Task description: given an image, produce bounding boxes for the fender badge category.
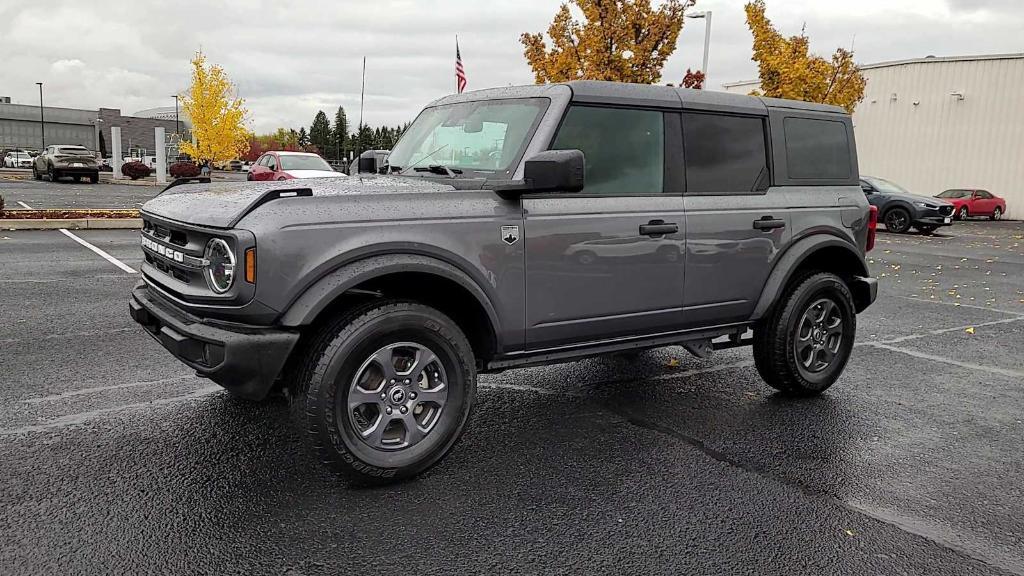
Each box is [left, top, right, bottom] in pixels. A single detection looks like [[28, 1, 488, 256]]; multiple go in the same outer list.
[[501, 225, 520, 246]]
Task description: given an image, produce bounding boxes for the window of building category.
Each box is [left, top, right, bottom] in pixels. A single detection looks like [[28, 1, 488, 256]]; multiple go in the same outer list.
[[682, 112, 768, 194], [551, 106, 664, 195], [784, 117, 851, 180]]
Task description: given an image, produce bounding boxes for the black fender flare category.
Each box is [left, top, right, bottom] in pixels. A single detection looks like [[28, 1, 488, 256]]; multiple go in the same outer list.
[[278, 252, 502, 346], [750, 234, 869, 321], [880, 200, 916, 223]]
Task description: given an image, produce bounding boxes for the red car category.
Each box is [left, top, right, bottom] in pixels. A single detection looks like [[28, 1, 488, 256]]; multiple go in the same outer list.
[[935, 189, 1007, 221], [247, 151, 345, 181]]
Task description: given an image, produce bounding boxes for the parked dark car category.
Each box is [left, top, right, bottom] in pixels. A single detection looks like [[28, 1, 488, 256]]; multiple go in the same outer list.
[[936, 189, 1007, 221], [860, 176, 953, 234], [132, 81, 878, 485], [32, 145, 100, 183]]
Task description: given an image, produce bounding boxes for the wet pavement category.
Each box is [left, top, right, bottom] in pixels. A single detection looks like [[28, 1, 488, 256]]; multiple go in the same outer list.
[[1, 221, 1022, 575], [0, 171, 247, 210]]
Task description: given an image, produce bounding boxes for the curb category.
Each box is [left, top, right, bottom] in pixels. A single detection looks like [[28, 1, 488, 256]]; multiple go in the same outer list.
[[2, 218, 142, 230]]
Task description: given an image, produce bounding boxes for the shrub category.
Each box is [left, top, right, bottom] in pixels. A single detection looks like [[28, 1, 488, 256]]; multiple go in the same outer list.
[[0, 193, 5, 215], [169, 161, 201, 178], [121, 161, 152, 180]]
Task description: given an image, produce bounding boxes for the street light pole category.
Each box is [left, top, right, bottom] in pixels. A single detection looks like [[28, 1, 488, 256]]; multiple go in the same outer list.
[[686, 11, 713, 86], [36, 82, 45, 148], [171, 94, 180, 135]]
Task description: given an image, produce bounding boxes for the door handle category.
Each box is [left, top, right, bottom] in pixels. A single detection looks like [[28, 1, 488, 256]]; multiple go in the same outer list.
[[753, 216, 786, 231], [639, 220, 678, 237]]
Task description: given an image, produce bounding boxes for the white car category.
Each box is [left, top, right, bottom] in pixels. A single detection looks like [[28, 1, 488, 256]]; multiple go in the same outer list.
[[4, 151, 33, 168]]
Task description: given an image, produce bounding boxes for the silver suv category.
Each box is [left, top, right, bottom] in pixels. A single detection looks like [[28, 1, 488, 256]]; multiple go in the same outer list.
[[130, 81, 878, 485]]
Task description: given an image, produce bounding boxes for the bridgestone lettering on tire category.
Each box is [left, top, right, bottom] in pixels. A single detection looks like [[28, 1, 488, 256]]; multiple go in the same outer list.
[[295, 300, 476, 485], [753, 272, 856, 396]]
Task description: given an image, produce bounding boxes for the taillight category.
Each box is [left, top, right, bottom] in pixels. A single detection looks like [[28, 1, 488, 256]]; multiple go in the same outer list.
[[866, 205, 878, 252]]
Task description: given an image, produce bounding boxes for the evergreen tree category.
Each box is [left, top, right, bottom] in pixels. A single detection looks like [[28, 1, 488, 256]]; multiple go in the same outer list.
[[333, 106, 349, 161], [309, 110, 331, 155], [297, 127, 310, 150]]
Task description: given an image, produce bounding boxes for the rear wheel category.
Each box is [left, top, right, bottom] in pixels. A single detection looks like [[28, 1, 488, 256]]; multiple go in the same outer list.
[[48, 166, 59, 182], [883, 207, 912, 233], [32, 164, 42, 180], [753, 272, 856, 396], [295, 300, 476, 485], [89, 172, 99, 184], [991, 207, 1002, 221]]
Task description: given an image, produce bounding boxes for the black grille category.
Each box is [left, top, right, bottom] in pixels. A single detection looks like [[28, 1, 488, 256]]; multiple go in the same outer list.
[[938, 205, 953, 217]]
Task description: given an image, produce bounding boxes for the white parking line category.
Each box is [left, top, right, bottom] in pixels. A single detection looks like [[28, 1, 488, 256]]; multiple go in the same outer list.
[[58, 228, 137, 274], [20, 375, 200, 404], [17, 201, 33, 209], [865, 342, 1024, 379], [0, 385, 221, 436]]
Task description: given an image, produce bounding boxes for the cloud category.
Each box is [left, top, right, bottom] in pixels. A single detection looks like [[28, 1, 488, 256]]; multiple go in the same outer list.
[[1, 0, 1022, 134]]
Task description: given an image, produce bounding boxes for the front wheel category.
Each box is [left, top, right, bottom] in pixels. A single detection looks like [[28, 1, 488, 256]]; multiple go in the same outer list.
[[883, 207, 912, 233], [296, 301, 476, 485], [915, 225, 938, 235], [753, 272, 856, 396], [958, 206, 969, 220], [991, 207, 1002, 221]]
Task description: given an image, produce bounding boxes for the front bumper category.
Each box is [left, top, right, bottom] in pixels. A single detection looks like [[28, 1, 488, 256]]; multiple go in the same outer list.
[[913, 205, 954, 227], [851, 276, 878, 313], [130, 283, 299, 400]]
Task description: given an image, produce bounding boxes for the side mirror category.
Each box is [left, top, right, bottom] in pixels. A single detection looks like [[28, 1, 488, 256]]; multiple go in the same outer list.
[[524, 149, 585, 193], [861, 185, 873, 194], [357, 156, 377, 174]]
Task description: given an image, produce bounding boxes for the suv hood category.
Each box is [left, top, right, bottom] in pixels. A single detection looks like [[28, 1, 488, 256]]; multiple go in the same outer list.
[[141, 175, 455, 228], [885, 191, 952, 206]]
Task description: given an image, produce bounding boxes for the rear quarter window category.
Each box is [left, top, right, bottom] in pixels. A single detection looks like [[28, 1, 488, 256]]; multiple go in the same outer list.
[[784, 117, 851, 180]]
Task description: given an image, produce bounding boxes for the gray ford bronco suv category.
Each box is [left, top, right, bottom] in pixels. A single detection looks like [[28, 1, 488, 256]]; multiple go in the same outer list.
[[131, 81, 878, 484]]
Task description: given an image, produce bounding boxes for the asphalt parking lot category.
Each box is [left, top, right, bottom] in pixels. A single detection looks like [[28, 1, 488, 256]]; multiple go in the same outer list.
[[1, 219, 1022, 574], [0, 171, 247, 209]]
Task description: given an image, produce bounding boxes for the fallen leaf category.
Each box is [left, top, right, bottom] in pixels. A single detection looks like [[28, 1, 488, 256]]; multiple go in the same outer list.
[[965, 327, 976, 334], [844, 529, 856, 537], [667, 358, 680, 367]]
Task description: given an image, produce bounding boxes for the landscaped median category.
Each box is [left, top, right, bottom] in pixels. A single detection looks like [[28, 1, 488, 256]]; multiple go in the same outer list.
[[0, 209, 142, 230]]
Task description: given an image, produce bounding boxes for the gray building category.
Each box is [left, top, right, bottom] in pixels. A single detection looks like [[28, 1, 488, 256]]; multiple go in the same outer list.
[[0, 99, 187, 158]]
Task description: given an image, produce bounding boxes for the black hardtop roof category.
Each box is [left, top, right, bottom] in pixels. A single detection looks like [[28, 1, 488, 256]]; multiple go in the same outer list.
[[428, 80, 847, 116]]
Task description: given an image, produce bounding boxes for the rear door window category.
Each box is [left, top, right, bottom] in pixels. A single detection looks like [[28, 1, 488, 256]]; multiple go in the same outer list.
[[682, 112, 769, 194]]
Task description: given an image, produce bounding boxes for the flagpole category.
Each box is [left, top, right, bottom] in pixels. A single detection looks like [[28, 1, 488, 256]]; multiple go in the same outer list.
[[356, 56, 366, 170], [455, 35, 459, 93]]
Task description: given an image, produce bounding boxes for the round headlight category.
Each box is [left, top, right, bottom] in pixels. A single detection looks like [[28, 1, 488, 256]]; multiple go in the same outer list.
[[204, 238, 235, 294]]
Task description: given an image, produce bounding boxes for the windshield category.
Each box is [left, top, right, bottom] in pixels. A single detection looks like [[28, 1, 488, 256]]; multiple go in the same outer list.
[[56, 146, 91, 156], [280, 155, 332, 171], [863, 176, 911, 195], [937, 189, 971, 199], [387, 98, 548, 177]]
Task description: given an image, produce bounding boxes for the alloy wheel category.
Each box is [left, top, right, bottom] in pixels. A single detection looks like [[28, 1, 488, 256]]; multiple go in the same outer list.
[[345, 342, 449, 451], [885, 210, 909, 232], [993, 207, 1002, 220], [959, 206, 969, 220], [793, 298, 844, 374]]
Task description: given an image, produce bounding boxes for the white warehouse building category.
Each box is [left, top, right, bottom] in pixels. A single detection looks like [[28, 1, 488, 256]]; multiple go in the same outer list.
[[723, 53, 1024, 220]]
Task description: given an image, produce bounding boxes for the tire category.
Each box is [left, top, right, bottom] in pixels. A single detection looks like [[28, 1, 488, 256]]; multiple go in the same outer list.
[[246, 173, 254, 181], [89, 172, 99, 184], [276, 176, 287, 181], [991, 207, 1002, 221], [958, 206, 969, 221], [575, 251, 596, 265], [915, 225, 937, 235], [32, 165, 42, 180], [48, 166, 59, 182], [296, 300, 476, 485], [883, 207, 912, 233], [753, 272, 857, 396]]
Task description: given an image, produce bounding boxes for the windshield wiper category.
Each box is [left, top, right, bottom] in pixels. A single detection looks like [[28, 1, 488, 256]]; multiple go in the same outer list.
[[413, 165, 463, 176], [399, 144, 449, 175]]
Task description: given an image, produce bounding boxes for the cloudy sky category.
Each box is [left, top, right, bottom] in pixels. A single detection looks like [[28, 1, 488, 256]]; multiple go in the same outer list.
[[1, 0, 1021, 134]]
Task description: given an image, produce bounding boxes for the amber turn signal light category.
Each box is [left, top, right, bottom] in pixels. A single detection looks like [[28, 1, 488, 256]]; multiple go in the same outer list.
[[245, 248, 256, 283]]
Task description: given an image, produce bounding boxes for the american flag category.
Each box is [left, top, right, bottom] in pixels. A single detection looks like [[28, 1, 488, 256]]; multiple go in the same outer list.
[[455, 39, 467, 94]]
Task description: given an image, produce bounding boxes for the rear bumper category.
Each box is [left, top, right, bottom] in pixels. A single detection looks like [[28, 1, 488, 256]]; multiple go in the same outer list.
[[54, 166, 99, 175], [129, 283, 299, 400], [851, 276, 878, 313]]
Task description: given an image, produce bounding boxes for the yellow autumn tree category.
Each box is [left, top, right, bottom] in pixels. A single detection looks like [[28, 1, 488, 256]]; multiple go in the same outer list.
[[521, 0, 695, 84], [179, 51, 251, 164], [744, 0, 865, 112]]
